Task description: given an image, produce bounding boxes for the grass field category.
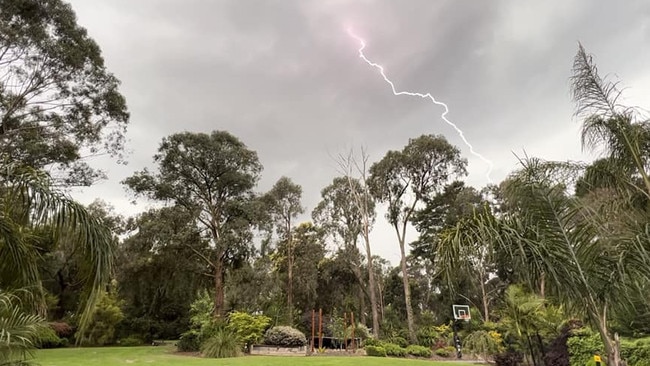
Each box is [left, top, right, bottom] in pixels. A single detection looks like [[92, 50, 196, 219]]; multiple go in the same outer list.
[[35, 345, 479, 366]]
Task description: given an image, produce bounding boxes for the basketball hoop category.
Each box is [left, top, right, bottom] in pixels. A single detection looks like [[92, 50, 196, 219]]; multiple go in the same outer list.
[[452, 304, 471, 322]]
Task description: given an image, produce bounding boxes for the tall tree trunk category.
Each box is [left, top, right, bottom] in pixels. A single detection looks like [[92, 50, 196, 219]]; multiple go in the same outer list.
[[213, 256, 225, 318], [359, 285, 366, 324], [363, 231, 380, 338], [287, 235, 294, 325], [593, 311, 621, 366], [398, 236, 417, 343]]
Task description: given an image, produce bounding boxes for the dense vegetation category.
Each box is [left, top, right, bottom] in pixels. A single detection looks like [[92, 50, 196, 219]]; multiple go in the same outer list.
[[2, 1, 650, 366]]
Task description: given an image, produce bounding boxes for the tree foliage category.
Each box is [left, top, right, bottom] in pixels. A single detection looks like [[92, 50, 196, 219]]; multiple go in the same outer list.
[[369, 134, 467, 343], [0, 0, 129, 186], [123, 131, 262, 317]]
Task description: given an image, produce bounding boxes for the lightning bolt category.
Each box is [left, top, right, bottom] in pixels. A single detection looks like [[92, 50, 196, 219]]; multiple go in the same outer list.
[[347, 29, 494, 183]]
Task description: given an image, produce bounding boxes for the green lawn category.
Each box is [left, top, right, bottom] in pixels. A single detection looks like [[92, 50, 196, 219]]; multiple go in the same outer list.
[[35, 345, 479, 366]]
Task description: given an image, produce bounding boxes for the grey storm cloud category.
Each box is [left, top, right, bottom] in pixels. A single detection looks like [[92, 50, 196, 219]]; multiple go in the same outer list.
[[67, 0, 650, 263]]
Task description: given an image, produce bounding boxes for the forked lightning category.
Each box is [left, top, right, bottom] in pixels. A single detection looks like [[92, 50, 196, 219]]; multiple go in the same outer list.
[[347, 29, 494, 183]]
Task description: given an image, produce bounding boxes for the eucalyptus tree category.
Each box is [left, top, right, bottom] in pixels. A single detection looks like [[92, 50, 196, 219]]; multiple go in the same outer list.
[[271, 222, 326, 319], [262, 176, 304, 324], [123, 131, 262, 317], [369, 134, 467, 342], [334, 149, 381, 337], [0, 0, 129, 186], [313, 176, 375, 325]]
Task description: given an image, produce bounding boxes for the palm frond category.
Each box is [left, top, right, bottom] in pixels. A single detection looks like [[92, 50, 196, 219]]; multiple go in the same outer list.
[[571, 43, 625, 122], [0, 290, 47, 365], [0, 164, 115, 339]]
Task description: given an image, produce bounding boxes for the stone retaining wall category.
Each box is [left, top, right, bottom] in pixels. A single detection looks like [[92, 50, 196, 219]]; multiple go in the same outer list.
[[250, 345, 307, 356]]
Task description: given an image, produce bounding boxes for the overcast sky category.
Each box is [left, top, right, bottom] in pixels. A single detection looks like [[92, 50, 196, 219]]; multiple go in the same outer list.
[[66, 0, 650, 264]]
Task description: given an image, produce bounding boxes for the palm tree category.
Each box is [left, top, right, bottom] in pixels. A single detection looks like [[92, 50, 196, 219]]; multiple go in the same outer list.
[[438, 44, 650, 366], [0, 163, 115, 362], [0, 290, 48, 365], [572, 43, 650, 198]]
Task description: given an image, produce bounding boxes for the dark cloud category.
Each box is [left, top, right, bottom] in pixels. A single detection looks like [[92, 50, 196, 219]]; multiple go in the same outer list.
[[67, 0, 650, 262]]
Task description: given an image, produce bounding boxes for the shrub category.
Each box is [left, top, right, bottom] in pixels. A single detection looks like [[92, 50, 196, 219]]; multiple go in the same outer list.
[[188, 290, 214, 331], [566, 330, 604, 366], [117, 336, 143, 347], [49, 322, 73, 338], [227, 311, 271, 349], [77, 290, 124, 346], [623, 339, 650, 366], [406, 344, 432, 358], [177, 330, 201, 352], [365, 345, 387, 357], [417, 324, 452, 348], [382, 342, 407, 357], [544, 320, 584, 366], [435, 347, 452, 357], [494, 350, 524, 366], [464, 330, 504, 362], [351, 323, 370, 340], [363, 337, 382, 347], [263, 326, 307, 347], [35, 327, 67, 349], [388, 336, 409, 348], [201, 327, 241, 358]]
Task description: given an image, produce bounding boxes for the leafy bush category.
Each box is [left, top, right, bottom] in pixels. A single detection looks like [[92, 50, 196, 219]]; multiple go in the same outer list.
[[365, 345, 387, 357], [417, 324, 452, 348], [77, 290, 124, 346], [227, 311, 271, 349], [406, 344, 432, 358], [201, 327, 241, 358], [263, 326, 307, 347], [622, 339, 650, 366], [382, 342, 406, 357], [118, 315, 185, 342], [464, 330, 504, 362], [363, 337, 382, 347], [567, 330, 604, 366], [544, 319, 584, 366], [351, 323, 370, 340], [435, 347, 452, 357], [177, 330, 201, 352], [117, 336, 142, 347], [494, 350, 524, 366], [35, 327, 67, 349], [49, 322, 74, 338], [188, 290, 214, 331], [388, 336, 409, 348]]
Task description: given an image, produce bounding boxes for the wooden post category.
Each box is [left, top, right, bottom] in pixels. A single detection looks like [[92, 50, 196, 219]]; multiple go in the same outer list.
[[311, 309, 315, 353], [351, 312, 356, 351], [343, 312, 348, 351], [318, 308, 323, 351]]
